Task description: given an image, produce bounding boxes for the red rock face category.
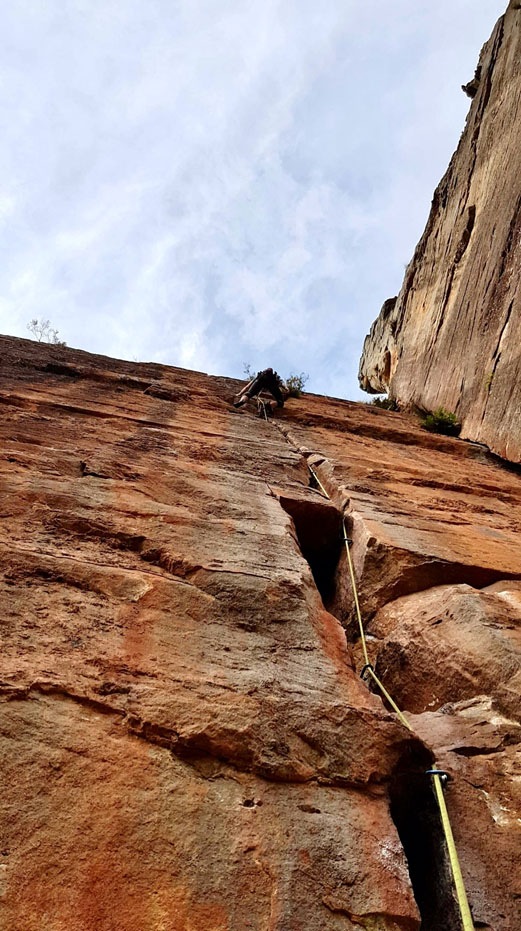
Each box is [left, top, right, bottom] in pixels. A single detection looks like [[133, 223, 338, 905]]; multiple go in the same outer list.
[[359, 1, 521, 464], [1, 335, 520, 929], [277, 395, 521, 931]]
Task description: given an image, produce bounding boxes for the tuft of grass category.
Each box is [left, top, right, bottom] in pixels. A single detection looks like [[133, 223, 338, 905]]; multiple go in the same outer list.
[[420, 407, 461, 436], [484, 371, 494, 391], [371, 396, 398, 411]]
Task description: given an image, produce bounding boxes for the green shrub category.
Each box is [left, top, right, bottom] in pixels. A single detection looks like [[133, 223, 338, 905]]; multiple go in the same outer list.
[[484, 371, 494, 391], [285, 372, 308, 398], [420, 407, 461, 436], [371, 396, 398, 411]]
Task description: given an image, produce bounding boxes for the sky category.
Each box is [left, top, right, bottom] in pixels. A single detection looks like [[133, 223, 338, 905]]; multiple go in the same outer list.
[[0, 0, 506, 399]]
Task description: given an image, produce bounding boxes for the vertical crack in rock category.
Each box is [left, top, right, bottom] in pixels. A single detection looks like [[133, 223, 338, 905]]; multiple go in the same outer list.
[[480, 297, 515, 424], [278, 494, 342, 607], [273, 441, 462, 929], [492, 297, 514, 362], [389, 756, 462, 931], [277, 488, 465, 930], [269, 394, 521, 928], [459, 13, 505, 214]]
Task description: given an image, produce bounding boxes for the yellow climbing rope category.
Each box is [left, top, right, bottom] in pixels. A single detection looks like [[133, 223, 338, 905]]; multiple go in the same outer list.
[[431, 772, 475, 931], [342, 515, 412, 731], [308, 463, 475, 931]]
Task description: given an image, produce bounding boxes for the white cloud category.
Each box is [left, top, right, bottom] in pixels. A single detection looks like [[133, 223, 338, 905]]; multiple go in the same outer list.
[[0, 0, 506, 397]]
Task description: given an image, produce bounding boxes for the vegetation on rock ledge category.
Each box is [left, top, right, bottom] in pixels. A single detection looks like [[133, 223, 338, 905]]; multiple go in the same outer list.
[[27, 319, 66, 347], [371, 396, 398, 411], [420, 407, 461, 436], [285, 372, 308, 398]]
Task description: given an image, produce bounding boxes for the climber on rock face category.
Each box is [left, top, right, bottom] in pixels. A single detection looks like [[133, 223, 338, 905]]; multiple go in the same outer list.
[[234, 368, 287, 412]]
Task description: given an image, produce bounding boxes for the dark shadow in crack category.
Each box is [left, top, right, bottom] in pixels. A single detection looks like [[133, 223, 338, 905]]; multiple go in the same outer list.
[[278, 494, 343, 607], [390, 747, 463, 931]]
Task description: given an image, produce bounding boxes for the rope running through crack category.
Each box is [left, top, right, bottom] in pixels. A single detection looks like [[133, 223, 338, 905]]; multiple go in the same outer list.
[[307, 461, 475, 931]]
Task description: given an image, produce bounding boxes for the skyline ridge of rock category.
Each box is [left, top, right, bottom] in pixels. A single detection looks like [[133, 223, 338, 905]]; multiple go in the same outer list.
[[359, 0, 521, 464]]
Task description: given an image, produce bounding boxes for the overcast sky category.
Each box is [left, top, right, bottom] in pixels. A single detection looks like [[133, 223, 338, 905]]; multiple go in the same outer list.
[[0, 0, 506, 398]]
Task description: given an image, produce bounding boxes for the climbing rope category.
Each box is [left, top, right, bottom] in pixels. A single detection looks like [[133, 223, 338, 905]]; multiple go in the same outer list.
[[342, 518, 412, 732], [256, 397, 269, 421], [429, 771, 475, 931], [307, 463, 475, 931]]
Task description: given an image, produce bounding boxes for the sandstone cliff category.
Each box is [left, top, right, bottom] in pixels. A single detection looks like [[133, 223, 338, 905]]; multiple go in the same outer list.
[[1, 334, 520, 929], [359, 1, 521, 463]]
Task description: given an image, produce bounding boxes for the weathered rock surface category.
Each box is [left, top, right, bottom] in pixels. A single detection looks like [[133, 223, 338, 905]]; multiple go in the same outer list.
[[270, 392, 521, 930], [370, 582, 521, 718], [0, 336, 422, 931], [1, 334, 521, 929], [367, 582, 521, 930], [359, 1, 521, 463], [279, 394, 521, 626]]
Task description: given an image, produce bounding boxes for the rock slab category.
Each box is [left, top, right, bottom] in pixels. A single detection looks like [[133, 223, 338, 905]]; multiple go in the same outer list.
[[2, 334, 521, 929], [0, 336, 420, 931]]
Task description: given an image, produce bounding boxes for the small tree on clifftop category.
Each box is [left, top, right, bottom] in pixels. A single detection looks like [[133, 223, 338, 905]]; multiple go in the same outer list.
[[27, 319, 66, 347]]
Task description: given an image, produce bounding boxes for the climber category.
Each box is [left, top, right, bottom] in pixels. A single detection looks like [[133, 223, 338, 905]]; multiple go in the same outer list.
[[234, 368, 287, 412]]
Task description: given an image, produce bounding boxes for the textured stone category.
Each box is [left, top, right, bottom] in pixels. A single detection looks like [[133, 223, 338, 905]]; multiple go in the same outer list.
[[278, 394, 521, 625], [408, 700, 521, 931], [369, 582, 521, 718], [359, 1, 521, 463], [2, 334, 521, 929], [273, 392, 521, 929], [0, 336, 421, 931], [1, 695, 418, 931], [358, 583, 521, 931]]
